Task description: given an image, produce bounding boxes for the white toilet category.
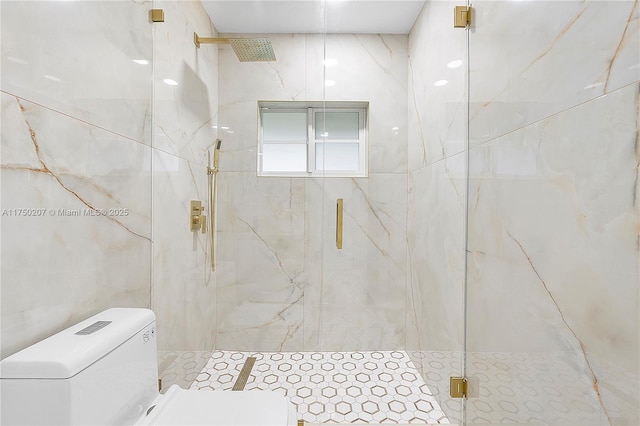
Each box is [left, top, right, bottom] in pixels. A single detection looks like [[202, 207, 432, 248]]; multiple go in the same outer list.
[[0, 308, 297, 425]]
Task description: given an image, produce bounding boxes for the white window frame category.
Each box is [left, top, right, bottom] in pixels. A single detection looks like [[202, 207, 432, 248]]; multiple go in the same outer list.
[[258, 101, 368, 178]]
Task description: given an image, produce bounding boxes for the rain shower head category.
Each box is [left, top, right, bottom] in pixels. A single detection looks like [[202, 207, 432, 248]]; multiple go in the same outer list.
[[194, 33, 276, 62], [229, 38, 275, 62]]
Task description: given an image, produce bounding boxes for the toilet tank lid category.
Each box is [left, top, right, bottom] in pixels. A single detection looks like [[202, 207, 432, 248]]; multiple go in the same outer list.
[[0, 308, 155, 379]]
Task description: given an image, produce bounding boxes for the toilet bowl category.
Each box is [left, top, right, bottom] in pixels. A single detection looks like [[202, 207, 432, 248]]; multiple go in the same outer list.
[[139, 385, 297, 425], [0, 308, 296, 425]]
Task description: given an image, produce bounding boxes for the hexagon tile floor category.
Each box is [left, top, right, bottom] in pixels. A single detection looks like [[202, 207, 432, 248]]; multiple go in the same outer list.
[[190, 350, 450, 424]]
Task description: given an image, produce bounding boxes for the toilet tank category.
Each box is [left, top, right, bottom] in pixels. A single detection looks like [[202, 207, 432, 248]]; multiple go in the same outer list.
[[0, 308, 158, 425]]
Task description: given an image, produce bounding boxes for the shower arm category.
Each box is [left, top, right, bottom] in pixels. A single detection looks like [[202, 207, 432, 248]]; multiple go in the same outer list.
[[194, 33, 231, 49]]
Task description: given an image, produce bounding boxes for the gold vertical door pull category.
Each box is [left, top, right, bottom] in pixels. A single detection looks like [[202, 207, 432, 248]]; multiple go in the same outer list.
[[336, 198, 343, 249]]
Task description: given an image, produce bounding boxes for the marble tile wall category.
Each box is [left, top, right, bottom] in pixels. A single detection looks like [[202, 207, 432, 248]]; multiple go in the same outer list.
[[216, 33, 409, 352], [466, 1, 639, 424], [1, 0, 219, 358], [408, 0, 639, 424], [1, 0, 153, 359]]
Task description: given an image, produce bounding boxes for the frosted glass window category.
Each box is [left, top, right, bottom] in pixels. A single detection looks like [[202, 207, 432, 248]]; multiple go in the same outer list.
[[262, 144, 307, 172], [315, 112, 359, 140], [315, 143, 360, 171], [263, 112, 307, 141], [258, 101, 367, 177]]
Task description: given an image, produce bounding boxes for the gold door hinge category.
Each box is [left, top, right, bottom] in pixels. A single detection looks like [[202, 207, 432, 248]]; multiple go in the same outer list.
[[151, 9, 165, 23], [450, 376, 468, 398], [454, 6, 472, 28]]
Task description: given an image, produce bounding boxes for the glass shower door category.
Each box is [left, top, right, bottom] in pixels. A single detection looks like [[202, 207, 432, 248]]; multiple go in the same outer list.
[[314, 33, 409, 353], [398, 1, 471, 424], [464, 1, 640, 424], [306, 0, 474, 423], [150, 0, 218, 386]]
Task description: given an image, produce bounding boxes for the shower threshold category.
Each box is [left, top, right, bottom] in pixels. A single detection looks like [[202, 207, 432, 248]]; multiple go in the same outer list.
[[191, 350, 450, 424]]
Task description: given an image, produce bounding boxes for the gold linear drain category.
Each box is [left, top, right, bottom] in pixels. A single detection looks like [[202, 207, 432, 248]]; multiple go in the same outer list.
[[231, 356, 303, 424], [231, 356, 256, 391]]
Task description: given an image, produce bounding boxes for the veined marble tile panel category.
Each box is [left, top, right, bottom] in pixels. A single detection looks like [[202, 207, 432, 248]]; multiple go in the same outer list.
[[466, 84, 639, 424], [469, 0, 639, 145], [153, 0, 219, 166], [304, 174, 408, 351], [324, 34, 409, 174], [215, 256, 304, 352], [406, 154, 465, 354], [1, 0, 152, 142], [465, 351, 620, 425], [214, 226, 305, 352], [151, 150, 214, 351], [1, 93, 151, 358], [407, 0, 467, 171], [215, 173, 305, 351], [1, 95, 151, 235], [216, 171, 306, 235]]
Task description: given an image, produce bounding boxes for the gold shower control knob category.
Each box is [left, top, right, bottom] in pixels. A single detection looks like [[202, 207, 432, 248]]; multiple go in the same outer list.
[[190, 200, 205, 231]]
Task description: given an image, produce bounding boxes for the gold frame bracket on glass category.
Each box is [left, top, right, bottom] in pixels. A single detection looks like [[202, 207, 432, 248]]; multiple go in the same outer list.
[[450, 376, 468, 398], [150, 9, 164, 23], [454, 5, 472, 28]]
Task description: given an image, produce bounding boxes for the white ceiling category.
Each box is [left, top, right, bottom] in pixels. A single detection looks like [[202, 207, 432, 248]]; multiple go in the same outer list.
[[201, 1, 426, 34]]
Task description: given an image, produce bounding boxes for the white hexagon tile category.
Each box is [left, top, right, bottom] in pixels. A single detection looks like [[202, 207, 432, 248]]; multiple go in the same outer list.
[[190, 350, 450, 424]]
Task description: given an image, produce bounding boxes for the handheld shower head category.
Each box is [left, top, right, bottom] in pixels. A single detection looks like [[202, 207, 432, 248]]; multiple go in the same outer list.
[[213, 139, 222, 170], [207, 139, 222, 175]]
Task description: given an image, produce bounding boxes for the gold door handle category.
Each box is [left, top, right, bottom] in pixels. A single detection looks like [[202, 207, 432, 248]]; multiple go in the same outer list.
[[336, 198, 343, 249]]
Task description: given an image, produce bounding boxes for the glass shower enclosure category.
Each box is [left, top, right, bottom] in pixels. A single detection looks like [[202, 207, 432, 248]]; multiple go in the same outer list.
[[2, 0, 637, 425], [464, 1, 639, 424]]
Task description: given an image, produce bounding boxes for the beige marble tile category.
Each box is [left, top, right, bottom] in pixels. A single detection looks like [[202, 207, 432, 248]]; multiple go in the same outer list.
[[1, 94, 151, 358], [1, 0, 152, 142], [217, 33, 409, 352]]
